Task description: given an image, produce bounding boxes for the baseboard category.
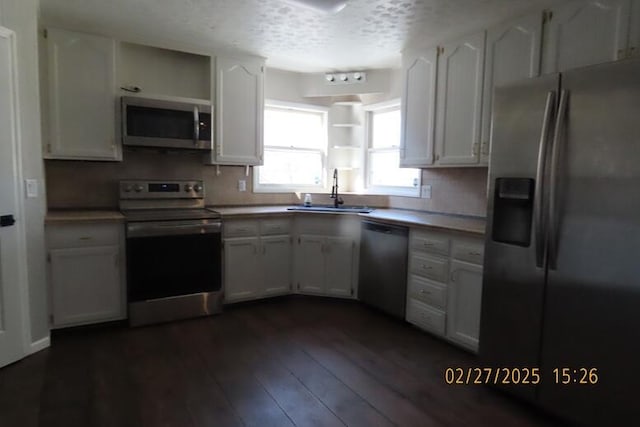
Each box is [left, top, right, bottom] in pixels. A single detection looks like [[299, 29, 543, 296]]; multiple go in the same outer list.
[[29, 335, 50, 354]]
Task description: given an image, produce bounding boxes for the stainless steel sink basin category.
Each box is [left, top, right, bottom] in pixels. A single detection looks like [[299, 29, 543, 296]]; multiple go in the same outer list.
[[287, 205, 375, 213]]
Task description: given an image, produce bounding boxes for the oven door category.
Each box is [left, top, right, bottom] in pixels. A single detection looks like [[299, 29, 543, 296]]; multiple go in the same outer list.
[[126, 220, 222, 303]]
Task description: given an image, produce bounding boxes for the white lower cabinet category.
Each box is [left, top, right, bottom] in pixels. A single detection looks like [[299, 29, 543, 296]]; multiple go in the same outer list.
[[223, 218, 292, 303], [294, 216, 359, 298], [47, 222, 126, 328], [406, 228, 484, 353], [447, 260, 483, 351]]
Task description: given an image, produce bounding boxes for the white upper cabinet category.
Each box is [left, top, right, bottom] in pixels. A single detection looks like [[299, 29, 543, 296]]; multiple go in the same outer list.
[[435, 31, 486, 166], [209, 55, 264, 165], [45, 28, 119, 160], [542, 0, 632, 73], [400, 48, 437, 167], [481, 13, 543, 165]]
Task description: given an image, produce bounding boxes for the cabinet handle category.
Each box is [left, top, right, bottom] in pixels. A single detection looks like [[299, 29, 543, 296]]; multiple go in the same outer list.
[[468, 251, 481, 256], [481, 141, 489, 156], [451, 270, 458, 282], [472, 143, 479, 156], [422, 264, 433, 270], [79, 236, 93, 241], [419, 289, 431, 295]]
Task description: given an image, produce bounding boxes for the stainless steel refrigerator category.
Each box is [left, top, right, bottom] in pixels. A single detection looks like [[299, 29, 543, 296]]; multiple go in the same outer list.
[[480, 57, 640, 426]]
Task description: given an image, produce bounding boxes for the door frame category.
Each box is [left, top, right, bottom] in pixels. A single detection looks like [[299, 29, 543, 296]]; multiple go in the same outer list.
[[0, 25, 32, 365]]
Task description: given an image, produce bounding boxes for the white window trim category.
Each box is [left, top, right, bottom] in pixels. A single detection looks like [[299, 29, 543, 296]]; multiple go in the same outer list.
[[363, 99, 421, 197], [254, 100, 329, 193]]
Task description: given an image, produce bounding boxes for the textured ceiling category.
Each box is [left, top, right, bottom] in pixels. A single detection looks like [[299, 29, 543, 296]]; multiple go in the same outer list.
[[39, 0, 568, 72]]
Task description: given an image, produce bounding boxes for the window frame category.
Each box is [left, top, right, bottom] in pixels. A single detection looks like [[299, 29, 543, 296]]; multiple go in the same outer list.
[[363, 99, 421, 197], [254, 100, 329, 193]]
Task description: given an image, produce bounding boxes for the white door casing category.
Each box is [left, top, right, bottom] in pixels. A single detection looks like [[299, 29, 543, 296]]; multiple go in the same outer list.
[[0, 26, 29, 368]]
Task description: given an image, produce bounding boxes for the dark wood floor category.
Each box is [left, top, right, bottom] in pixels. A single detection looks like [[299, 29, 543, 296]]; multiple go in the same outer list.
[[0, 296, 565, 427]]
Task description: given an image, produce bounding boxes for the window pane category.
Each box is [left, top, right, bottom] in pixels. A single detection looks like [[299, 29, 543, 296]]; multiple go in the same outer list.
[[264, 108, 325, 149], [371, 109, 401, 149], [369, 150, 420, 188], [259, 149, 323, 186]]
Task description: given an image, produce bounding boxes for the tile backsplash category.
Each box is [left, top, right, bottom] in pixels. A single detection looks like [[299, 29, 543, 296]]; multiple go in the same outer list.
[[46, 149, 488, 217]]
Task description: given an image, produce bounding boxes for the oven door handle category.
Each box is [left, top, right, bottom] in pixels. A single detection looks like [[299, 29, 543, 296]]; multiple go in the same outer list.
[[127, 222, 222, 238]]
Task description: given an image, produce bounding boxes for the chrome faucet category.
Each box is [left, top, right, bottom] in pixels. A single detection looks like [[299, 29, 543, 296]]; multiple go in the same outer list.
[[330, 168, 344, 208]]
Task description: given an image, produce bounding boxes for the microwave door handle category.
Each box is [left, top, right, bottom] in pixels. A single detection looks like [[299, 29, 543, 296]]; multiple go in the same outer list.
[[193, 105, 200, 144]]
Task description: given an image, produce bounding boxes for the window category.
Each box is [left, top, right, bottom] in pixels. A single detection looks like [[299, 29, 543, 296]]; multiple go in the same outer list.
[[365, 101, 420, 196], [255, 101, 328, 192]]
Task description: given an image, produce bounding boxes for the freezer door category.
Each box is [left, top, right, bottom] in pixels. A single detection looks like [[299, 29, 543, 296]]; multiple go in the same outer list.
[[539, 58, 640, 426], [480, 73, 559, 402]]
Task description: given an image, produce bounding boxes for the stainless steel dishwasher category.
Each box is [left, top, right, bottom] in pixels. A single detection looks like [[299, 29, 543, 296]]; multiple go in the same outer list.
[[358, 220, 408, 318]]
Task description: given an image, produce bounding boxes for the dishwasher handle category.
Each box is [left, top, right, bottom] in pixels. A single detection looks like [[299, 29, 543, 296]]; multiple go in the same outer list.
[[362, 220, 408, 237]]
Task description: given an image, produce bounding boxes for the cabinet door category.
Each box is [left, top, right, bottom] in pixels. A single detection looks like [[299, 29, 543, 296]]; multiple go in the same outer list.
[[224, 237, 260, 302], [261, 235, 291, 296], [481, 14, 543, 165], [212, 56, 264, 165], [400, 48, 437, 167], [296, 235, 325, 294], [447, 260, 483, 352], [50, 245, 123, 327], [324, 236, 354, 297], [543, 0, 631, 73], [46, 28, 118, 160], [435, 31, 486, 166]]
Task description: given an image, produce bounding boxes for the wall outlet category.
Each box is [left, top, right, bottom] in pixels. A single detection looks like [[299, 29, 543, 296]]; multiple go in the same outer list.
[[25, 179, 38, 198], [238, 180, 246, 192], [421, 184, 432, 199]]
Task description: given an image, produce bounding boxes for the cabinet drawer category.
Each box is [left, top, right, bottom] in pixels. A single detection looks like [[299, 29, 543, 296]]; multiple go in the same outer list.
[[410, 254, 448, 283], [406, 298, 446, 336], [47, 223, 121, 249], [411, 232, 449, 256], [408, 275, 446, 309], [452, 240, 484, 265], [260, 219, 291, 236], [224, 220, 258, 238]]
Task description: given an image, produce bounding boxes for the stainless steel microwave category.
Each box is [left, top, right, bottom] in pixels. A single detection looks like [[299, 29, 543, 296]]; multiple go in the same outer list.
[[121, 96, 212, 151]]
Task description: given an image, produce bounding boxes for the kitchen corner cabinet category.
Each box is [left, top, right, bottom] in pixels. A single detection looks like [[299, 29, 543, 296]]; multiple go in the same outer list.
[[223, 218, 292, 303], [434, 31, 486, 166], [406, 228, 484, 353], [400, 47, 437, 167], [294, 216, 360, 298], [542, 0, 632, 74], [44, 28, 120, 161], [208, 55, 265, 165], [47, 223, 126, 328], [481, 13, 543, 165]]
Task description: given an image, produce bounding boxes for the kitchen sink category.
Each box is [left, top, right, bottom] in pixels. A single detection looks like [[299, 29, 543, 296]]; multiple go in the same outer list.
[[287, 205, 375, 213]]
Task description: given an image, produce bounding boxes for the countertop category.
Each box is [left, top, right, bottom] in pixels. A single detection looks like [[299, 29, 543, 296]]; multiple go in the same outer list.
[[45, 206, 485, 235], [45, 210, 125, 224], [211, 205, 485, 235]]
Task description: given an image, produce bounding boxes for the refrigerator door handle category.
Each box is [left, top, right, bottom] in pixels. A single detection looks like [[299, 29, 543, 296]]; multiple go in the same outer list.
[[534, 91, 556, 268], [548, 89, 569, 270]]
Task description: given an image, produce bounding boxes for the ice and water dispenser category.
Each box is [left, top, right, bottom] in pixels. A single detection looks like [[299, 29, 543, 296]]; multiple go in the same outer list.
[[492, 178, 535, 247]]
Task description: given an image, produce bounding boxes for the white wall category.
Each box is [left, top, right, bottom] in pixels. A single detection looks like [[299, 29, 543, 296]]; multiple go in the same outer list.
[[1, 0, 49, 345], [265, 68, 332, 106]]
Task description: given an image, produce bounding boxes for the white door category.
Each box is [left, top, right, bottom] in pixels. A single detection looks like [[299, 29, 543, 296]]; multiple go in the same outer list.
[[213, 56, 264, 165], [224, 237, 260, 302], [50, 245, 122, 327], [543, 0, 632, 73], [400, 47, 437, 167], [324, 237, 354, 297], [46, 28, 118, 160], [447, 260, 483, 352], [482, 13, 543, 164], [0, 27, 27, 368], [261, 236, 291, 296], [296, 235, 325, 294], [435, 31, 486, 165]]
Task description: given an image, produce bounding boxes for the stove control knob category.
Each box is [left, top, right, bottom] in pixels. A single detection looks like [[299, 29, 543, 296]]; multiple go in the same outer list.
[[184, 184, 193, 192], [193, 184, 203, 193], [134, 184, 144, 193], [123, 184, 133, 193]]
